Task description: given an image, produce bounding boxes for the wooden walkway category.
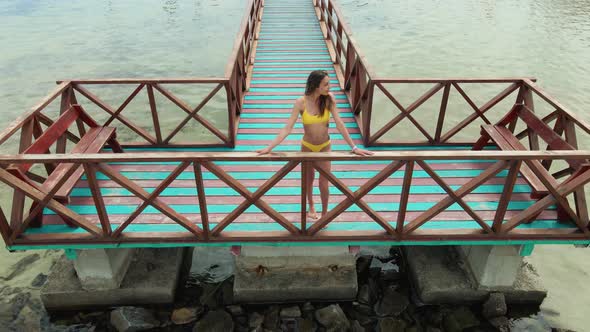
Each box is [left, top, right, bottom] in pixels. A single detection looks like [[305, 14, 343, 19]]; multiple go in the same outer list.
[[4, 0, 590, 250]]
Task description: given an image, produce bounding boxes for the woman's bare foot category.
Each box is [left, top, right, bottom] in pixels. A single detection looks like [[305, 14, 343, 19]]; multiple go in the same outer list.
[[308, 210, 319, 220]]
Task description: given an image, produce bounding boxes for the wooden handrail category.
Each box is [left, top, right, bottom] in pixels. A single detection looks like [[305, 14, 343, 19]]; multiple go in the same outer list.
[[1, 150, 590, 163]]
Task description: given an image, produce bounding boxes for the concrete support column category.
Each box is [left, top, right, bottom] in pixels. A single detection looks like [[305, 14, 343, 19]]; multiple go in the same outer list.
[[73, 248, 136, 290], [458, 245, 522, 288], [234, 246, 357, 302]]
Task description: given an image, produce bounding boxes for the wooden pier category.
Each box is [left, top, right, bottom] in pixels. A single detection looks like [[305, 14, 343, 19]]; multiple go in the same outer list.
[[1, 0, 590, 250]]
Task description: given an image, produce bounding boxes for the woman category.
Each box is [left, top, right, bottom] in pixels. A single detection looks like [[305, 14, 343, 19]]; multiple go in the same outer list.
[[257, 70, 373, 220]]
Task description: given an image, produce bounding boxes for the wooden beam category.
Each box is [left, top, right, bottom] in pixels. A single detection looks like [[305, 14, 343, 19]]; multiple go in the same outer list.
[[404, 160, 508, 234], [0, 168, 101, 236], [96, 163, 203, 238], [492, 160, 521, 232]]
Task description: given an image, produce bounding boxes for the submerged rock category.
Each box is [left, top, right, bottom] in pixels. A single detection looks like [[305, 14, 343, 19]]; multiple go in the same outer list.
[[193, 310, 233, 332], [443, 306, 480, 332], [171, 306, 202, 325], [374, 287, 409, 317], [315, 304, 350, 331], [110, 307, 159, 332]]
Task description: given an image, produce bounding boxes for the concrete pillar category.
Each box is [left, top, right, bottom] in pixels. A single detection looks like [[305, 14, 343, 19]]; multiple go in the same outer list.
[[458, 245, 522, 288], [234, 246, 357, 302], [73, 248, 136, 290]]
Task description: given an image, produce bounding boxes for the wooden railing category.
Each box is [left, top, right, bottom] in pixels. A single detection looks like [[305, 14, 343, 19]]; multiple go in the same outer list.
[[1, 151, 590, 247]]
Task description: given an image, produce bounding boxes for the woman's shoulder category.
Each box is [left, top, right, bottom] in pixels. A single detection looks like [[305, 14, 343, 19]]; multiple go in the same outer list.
[[294, 96, 306, 109]]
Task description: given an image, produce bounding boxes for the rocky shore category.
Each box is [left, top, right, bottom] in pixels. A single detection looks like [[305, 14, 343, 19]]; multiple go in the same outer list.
[[0, 247, 576, 331]]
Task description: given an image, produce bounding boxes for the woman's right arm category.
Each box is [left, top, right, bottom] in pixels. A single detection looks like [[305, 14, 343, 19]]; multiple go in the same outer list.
[[257, 98, 302, 154]]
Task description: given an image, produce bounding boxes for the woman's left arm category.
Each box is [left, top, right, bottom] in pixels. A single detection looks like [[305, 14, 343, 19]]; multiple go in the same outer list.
[[330, 94, 374, 156]]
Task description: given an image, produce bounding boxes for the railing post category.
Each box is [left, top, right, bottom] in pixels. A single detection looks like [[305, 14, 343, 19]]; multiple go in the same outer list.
[[193, 162, 210, 240], [146, 84, 163, 144], [57, 84, 73, 153], [10, 118, 34, 230], [226, 82, 237, 147], [362, 82, 374, 146], [523, 86, 539, 150], [301, 161, 308, 234], [435, 82, 451, 143]]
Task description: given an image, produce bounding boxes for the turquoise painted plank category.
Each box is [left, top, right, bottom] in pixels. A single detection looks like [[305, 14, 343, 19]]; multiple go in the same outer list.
[[245, 95, 346, 100], [250, 75, 339, 79], [43, 201, 554, 215], [85, 169, 508, 181], [70, 184, 533, 198], [252, 69, 335, 73], [255, 57, 333, 60], [12, 239, 590, 251], [249, 87, 342, 91], [117, 145, 495, 152], [256, 48, 329, 51], [249, 80, 339, 84], [237, 133, 362, 140], [242, 103, 350, 109], [255, 53, 330, 56], [238, 122, 355, 128], [25, 220, 569, 236], [108, 159, 500, 166], [255, 61, 333, 65], [520, 244, 535, 256], [245, 94, 348, 101]]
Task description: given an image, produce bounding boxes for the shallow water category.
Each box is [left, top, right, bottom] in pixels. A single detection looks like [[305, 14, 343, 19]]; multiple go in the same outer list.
[[1, 0, 590, 329]]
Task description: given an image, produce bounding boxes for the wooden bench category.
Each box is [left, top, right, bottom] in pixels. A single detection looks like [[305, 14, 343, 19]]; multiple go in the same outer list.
[[8, 104, 122, 227], [473, 103, 582, 199]]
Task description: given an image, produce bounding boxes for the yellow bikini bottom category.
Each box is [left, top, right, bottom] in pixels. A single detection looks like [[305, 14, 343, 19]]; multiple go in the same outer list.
[[301, 139, 331, 152]]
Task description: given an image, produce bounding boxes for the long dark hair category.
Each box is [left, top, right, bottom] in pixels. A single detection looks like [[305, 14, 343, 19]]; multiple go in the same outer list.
[[305, 70, 332, 117]]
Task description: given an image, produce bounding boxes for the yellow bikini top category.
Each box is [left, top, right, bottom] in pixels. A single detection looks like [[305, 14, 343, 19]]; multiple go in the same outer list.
[[301, 106, 330, 125]]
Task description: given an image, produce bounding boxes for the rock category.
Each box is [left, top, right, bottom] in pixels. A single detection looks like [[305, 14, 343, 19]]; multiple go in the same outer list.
[[295, 317, 317, 332], [369, 257, 385, 277], [193, 310, 233, 332], [249, 312, 264, 329], [263, 306, 280, 329], [31, 273, 48, 287], [11, 305, 42, 332], [314, 304, 350, 331], [424, 309, 443, 326], [280, 305, 301, 318], [1, 253, 40, 281], [357, 284, 372, 305], [226, 304, 244, 316], [488, 316, 509, 332], [110, 307, 159, 332], [301, 302, 314, 312], [443, 306, 480, 332], [482, 292, 507, 318], [199, 283, 220, 308], [356, 256, 372, 281], [509, 317, 551, 332], [48, 323, 96, 332], [374, 287, 409, 317], [350, 320, 365, 332], [379, 261, 401, 281], [220, 278, 233, 305], [377, 317, 406, 332], [171, 307, 202, 325]]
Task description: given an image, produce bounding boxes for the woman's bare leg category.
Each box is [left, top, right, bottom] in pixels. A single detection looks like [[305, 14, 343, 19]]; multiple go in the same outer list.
[[316, 144, 332, 218], [302, 145, 319, 219]]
